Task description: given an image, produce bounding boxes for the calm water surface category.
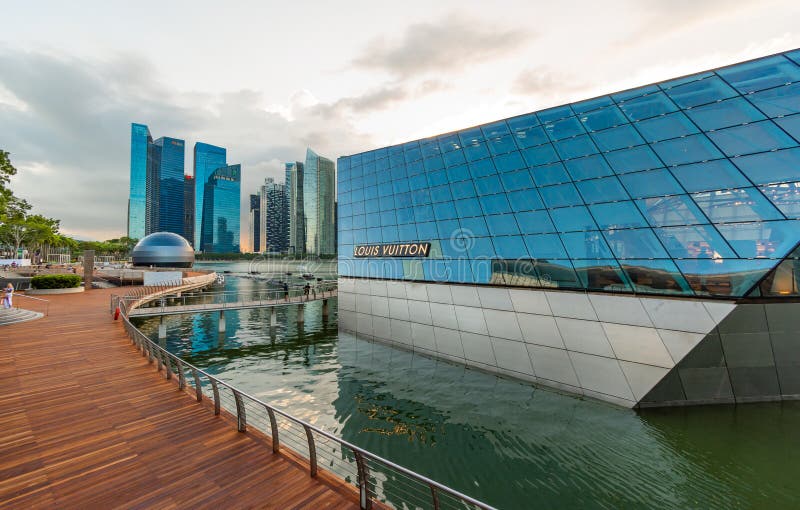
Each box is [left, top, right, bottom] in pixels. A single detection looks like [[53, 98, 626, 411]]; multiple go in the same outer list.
[[133, 262, 800, 509]]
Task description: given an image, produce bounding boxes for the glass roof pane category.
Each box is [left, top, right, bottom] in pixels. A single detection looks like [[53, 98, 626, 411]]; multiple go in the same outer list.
[[590, 201, 648, 229], [686, 96, 766, 131], [715, 220, 800, 258], [572, 260, 632, 292], [707, 120, 797, 157], [652, 134, 723, 166], [654, 224, 736, 259], [732, 147, 800, 185], [670, 159, 751, 193], [636, 194, 710, 226], [619, 92, 678, 121], [743, 83, 800, 117], [663, 76, 737, 108], [676, 259, 776, 297], [560, 231, 613, 258], [717, 55, 800, 94], [691, 187, 784, 223], [759, 182, 800, 218], [636, 111, 699, 142], [603, 228, 669, 259], [619, 168, 683, 198], [620, 259, 694, 296]]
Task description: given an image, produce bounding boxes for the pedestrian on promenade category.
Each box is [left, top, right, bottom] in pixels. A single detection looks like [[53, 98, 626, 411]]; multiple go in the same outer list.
[[303, 283, 310, 301], [283, 282, 289, 301], [3, 283, 13, 309]]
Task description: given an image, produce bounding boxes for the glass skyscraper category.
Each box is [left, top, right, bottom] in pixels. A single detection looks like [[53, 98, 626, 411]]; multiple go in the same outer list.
[[286, 161, 305, 254], [259, 177, 289, 253], [304, 149, 336, 255], [201, 164, 241, 253], [193, 142, 227, 250], [249, 194, 261, 253], [337, 49, 800, 408], [183, 175, 195, 245], [145, 137, 185, 236], [128, 123, 152, 239]]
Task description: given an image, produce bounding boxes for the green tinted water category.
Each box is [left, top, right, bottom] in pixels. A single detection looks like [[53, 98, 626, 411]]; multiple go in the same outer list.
[[133, 263, 800, 509]]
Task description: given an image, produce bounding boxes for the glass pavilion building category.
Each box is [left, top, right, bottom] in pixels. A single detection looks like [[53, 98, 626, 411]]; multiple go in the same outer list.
[[336, 49, 800, 408]]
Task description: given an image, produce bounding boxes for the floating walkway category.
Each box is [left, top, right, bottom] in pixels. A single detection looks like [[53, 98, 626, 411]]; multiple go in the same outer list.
[[0, 288, 360, 508]]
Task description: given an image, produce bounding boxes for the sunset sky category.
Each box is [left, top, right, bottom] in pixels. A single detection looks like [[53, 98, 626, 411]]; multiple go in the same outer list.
[[1, 0, 799, 243]]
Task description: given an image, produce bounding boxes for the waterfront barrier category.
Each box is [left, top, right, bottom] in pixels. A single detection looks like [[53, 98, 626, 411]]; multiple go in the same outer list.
[[111, 280, 496, 510]]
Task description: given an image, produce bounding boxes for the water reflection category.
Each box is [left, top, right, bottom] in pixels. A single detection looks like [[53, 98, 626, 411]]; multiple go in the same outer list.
[[133, 270, 799, 509]]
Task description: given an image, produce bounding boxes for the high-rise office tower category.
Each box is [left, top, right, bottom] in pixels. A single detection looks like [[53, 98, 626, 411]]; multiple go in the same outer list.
[[201, 164, 241, 253], [303, 148, 336, 255], [286, 162, 305, 254], [259, 177, 288, 253], [249, 194, 261, 253], [145, 137, 185, 236], [128, 123, 152, 239], [193, 142, 227, 250], [183, 175, 194, 244]]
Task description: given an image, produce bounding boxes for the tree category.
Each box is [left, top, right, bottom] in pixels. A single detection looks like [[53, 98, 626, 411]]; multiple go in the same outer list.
[[0, 150, 18, 214]]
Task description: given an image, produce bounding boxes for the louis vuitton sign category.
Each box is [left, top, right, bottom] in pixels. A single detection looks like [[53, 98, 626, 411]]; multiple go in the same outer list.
[[354, 242, 431, 258]]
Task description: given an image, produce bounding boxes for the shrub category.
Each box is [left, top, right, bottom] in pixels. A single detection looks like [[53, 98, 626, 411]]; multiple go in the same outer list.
[[31, 274, 82, 289]]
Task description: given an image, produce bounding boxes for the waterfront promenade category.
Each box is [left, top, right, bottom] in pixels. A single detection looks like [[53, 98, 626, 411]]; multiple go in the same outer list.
[[0, 288, 359, 509]]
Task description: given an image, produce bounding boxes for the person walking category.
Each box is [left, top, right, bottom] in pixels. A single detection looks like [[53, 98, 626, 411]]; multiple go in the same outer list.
[[3, 283, 13, 309], [303, 283, 310, 301], [283, 282, 289, 301]]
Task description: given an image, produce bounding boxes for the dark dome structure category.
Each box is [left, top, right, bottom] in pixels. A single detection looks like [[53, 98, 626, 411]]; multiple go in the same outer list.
[[131, 232, 194, 268]]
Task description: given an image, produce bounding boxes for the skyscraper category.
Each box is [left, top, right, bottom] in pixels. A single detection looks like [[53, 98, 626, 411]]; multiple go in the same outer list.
[[183, 175, 194, 245], [145, 137, 185, 236], [286, 162, 305, 254], [259, 177, 289, 253], [249, 194, 260, 253], [303, 148, 336, 255], [193, 142, 227, 250], [201, 164, 241, 253], [128, 123, 152, 239]]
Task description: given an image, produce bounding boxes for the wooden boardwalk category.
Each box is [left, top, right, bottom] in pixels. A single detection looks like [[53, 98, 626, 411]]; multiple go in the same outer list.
[[0, 288, 359, 509]]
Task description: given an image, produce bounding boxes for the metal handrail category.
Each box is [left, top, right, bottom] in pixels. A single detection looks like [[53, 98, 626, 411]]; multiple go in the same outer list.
[[15, 293, 50, 316], [111, 283, 496, 510]]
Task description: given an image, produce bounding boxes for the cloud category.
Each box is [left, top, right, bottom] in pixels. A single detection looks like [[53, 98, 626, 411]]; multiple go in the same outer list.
[[352, 14, 532, 78], [0, 48, 373, 242], [512, 67, 587, 98]]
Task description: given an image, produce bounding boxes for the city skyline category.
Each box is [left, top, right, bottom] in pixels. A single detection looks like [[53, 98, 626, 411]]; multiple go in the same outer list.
[[1, 1, 800, 243]]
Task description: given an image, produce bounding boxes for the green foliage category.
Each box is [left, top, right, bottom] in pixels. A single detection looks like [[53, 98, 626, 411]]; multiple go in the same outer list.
[[31, 274, 82, 289]]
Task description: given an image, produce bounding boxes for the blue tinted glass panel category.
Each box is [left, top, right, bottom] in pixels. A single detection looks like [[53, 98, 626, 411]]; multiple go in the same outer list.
[[671, 159, 751, 192], [455, 198, 482, 218], [535, 260, 583, 289], [591, 124, 644, 152], [550, 206, 598, 232], [513, 125, 549, 149], [433, 201, 458, 220], [748, 83, 800, 117], [717, 55, 800, 94], [397, 223, 417, 240], [732, 147, 800, 185], [450, 180, 476, 199], [708, 120, 797, 157], [759, 182, 800, 218], [494, 152, 525, 172], [576, 176, 629, 203], [604, 227, 668, 259], [572, 260, 632, 292], [463, 141, 490, 162], [493, 235, 530, 258], [619, 169, 683, 198], [458, 127, 484, 145], [787, 50, 800, 66], [516, 210, 556, 234], [572, 96, 614, 114], [606, 145, 663, 174], [652, 134, 723, 166], [424, 156, 445, 172], [677, 259, 775, 297], [560, 231, 613, 259], [507, 189, 544, 212], [481, 121, 510, 138], [486, 214, 520, 235], [507, 113, 539, 132], [636, 194, 709, 226], [540, 183, 583, 208], [660, 71, 713, 88], [479, 193, 512, 214], [654, 225, 736, 259], [475, 175, 502, 195], [590, 201, 648, 229], [443, 149, 466, 167], [531, 162, 570, 186], [488, 134, 518, 155], [692, 188, 783, 223], [620, 92, 678, 121], [545, 116, 585, 140], [636, 112, 699, 142], [522, 145, 560, 167], [500, 169, 534, 191], [686, 97, 766, 131], [664, 76, 737, 108], [580, 106, 627, 131], [430, 184, 452, 203], [775, 114, 800, 142], [468, 159, 497, 178], [715, 220, 800, 258], [565, 154, 614, 180], [612, 85, 660, 103], [621, 260, 694, 295], [553, 135, 598, 160], [460, 216, 489, 236], [467, 237, 496, 259], [524, 233, 568, 259], [538, 106, 573, 123]]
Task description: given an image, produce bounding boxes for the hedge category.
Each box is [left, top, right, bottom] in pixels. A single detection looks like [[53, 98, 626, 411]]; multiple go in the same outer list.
[[31, 274, 82, 289]]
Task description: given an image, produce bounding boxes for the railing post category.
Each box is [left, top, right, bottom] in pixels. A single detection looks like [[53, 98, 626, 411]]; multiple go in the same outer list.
[[210, 378, 221, 415], [164, 353, 173, 380], [353, 449, 372, 510], [430, 484, 440, 510], [233, 389, 246, 432], [148, 342, 154, 364], [176, 359, 186, 390], [303, 424, 318, 477], [266, 406, 279, 453], [156, 348, 163, 372], [192, 368, 203, 402]]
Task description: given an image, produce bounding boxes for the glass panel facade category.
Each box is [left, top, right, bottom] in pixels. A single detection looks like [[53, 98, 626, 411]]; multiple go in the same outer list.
[[193, 142, 227, 250], [201, 164, 241, 253], [337, 50, 800, 297]]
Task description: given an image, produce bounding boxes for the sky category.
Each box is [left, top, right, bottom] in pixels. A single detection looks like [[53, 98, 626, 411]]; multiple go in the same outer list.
[[1, 0, 799, 244]]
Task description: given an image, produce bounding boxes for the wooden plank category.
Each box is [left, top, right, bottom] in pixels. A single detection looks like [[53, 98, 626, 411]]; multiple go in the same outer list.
[[0, 288, 360, 509]]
